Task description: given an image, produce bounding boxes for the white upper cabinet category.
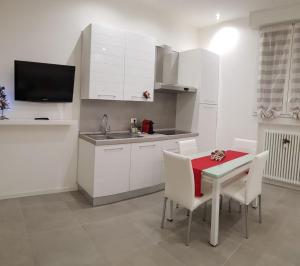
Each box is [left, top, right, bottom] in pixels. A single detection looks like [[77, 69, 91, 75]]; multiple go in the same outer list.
[[124, 33, 155, 102], [178, 49, 202, 89], [178, 49, 219, 105], [199, 50, 219, 105], [197, 104, 218, 151], [81, 24, 125, 100], [81, 24, 155, 101]]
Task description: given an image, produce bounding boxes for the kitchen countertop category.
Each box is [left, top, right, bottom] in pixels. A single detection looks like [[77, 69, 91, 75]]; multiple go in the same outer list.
[[79, 130, 198, 146]]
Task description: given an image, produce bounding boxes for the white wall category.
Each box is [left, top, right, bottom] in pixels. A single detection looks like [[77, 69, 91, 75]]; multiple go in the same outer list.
[[250, 2, 300, 29], [0, 0, 199, 199], [197, 17, 259, 149]]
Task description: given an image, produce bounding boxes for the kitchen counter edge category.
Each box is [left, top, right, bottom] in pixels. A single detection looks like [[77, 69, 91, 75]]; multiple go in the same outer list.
[[79, 132, 199, 146]]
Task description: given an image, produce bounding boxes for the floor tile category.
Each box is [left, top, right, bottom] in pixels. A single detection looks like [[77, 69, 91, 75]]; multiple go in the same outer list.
[[29, 226, 109, 266], [83, 218, 154, 265], [21, 201, 79, 232], [0, 198, 27, 237], [0, 184, 298, 266], [0, 233, 35, 266], [114, 244, 184, 266], [73, 200, 137, 225]]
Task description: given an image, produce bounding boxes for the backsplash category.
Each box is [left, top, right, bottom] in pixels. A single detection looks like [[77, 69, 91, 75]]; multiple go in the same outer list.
[[80, 93, 177, 132]]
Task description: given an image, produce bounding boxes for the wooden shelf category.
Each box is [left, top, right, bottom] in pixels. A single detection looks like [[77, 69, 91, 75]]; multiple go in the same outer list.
[[0, 120, 77, 126]]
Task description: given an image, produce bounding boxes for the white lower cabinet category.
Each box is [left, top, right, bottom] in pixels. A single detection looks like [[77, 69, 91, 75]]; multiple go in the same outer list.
[[93, 144, 131, 197], [130, 141, 162, 190], [78, 137, 196, 200]]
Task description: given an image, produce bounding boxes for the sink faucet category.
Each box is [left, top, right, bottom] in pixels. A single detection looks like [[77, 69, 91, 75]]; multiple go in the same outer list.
[[100, 114, 110, 134]]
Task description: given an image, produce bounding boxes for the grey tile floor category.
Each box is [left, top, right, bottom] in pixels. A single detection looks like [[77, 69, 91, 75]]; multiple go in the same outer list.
[[0, 183, 299, 266]]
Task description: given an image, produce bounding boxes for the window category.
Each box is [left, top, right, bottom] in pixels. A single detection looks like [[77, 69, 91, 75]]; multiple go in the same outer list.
[[257, 22, 300, 120]]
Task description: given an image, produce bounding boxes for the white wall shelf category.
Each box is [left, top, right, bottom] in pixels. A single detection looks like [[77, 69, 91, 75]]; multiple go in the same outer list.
[[0, 120, 77, 126]]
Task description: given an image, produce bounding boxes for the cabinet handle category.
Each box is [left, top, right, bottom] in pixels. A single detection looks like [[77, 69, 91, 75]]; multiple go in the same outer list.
[[203, 106, 216, 110], [131, 96, 145, 99], [98, 94, 117, 99], [104, 147, 124, 152], [139, 144, 156, 149]]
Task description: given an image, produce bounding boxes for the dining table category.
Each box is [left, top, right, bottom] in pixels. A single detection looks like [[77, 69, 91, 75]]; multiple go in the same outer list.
[[188, 151, 254, 247]]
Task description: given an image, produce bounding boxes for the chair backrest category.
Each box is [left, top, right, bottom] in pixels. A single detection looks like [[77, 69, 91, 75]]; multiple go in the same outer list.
[[178, 139, 198, 155], [233, 138, 257, 155], [245, 151, 269, 204], [163, 151, 195, 210]]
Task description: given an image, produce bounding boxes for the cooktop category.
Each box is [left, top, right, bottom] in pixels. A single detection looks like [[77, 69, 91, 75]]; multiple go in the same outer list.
[[158, 130, 191, 135]]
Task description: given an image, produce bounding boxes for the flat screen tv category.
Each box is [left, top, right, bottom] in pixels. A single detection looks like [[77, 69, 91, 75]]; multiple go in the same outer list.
[[15, 60, 75, 102]]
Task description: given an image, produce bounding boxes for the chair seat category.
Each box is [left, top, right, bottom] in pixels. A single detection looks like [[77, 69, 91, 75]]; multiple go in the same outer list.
[[191, 182, 212, 210], [223, 179, 246, 205]]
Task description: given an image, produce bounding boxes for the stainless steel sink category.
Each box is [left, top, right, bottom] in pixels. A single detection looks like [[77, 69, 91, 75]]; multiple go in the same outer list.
[[109, 133, 143, 139], [85, 134, 114, 140], [85, 133, 143, 141]]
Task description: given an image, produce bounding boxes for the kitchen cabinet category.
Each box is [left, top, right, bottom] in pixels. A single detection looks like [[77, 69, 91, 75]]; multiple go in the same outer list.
[[130, 141, 162, 190], [197, 104, 218, 151], [77, 139, 131, 197], [94, 144, 131, 197], [81, 24, 125, 100], [81, 24, 155, 101], [178, 49, 219, 104], [78, 136, 198, 205], [124, 33, 155, 102], [199, 50, 219, 105]]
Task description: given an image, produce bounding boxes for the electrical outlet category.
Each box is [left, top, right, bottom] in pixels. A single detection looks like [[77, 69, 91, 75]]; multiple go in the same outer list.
[[131, 118, 137, 124]]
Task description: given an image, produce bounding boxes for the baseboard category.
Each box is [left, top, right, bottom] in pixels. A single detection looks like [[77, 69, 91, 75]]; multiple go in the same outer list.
[[263, 177, 300, 191], [0, 186, 78, 200], [79, 184, 165, 207]]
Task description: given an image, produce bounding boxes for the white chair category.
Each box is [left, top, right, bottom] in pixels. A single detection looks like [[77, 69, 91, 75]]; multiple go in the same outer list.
[[178, 139, 198, 155], [222, 151, 269, 239], [161, 151, 212, 246], [232, 138, 257, 154], [230, 138, 258, 211]]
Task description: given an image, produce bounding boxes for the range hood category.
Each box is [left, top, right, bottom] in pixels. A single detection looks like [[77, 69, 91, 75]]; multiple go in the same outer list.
[[155, 46, 197, 94]]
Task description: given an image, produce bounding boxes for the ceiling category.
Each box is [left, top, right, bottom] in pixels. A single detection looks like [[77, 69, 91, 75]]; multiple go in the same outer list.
[[138, 0, 300, 27]]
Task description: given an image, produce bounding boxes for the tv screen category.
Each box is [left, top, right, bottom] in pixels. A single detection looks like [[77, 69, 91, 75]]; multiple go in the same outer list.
[[15, 60, 75, 102]]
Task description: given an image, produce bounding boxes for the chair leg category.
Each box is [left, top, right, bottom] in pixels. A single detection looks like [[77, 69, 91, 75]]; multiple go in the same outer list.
[[203, 202, 207, 222], [220, 195, 223, 210], [161, 197, 167, 229], [228, 198, 232, 213], [239, 204, 242, 213], [258, 195, 262, 224], [187, 209, 190, 217], [167, 200, 174, 222], [186, 210, 193, 246], [244, 205, 249, 239]]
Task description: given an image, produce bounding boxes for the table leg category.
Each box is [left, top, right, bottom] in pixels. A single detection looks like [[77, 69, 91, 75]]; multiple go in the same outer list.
[[210, 180, 221, 247]]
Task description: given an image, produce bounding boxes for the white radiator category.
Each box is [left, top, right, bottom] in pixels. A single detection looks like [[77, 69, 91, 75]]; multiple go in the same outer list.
[[264, 130, 300, 185]]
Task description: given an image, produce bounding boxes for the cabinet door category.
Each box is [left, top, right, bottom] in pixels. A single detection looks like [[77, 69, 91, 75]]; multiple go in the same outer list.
[[130, 141, 162, 190], [197, 104, 217, 151], [199, 50, 219, 105], [89, 25, 125, 100], [124, 33, 155, 102], [178, 49, 202, 88], [94, 144, 130, 197]]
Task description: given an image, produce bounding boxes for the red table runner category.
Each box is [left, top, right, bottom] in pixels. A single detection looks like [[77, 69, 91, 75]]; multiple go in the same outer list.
[[192, 150, 248, 197]]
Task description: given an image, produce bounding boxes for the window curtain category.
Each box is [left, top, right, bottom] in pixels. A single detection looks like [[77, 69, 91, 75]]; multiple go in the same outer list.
[[257, 24, 293, 119], [289, 23, 300, 120]]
